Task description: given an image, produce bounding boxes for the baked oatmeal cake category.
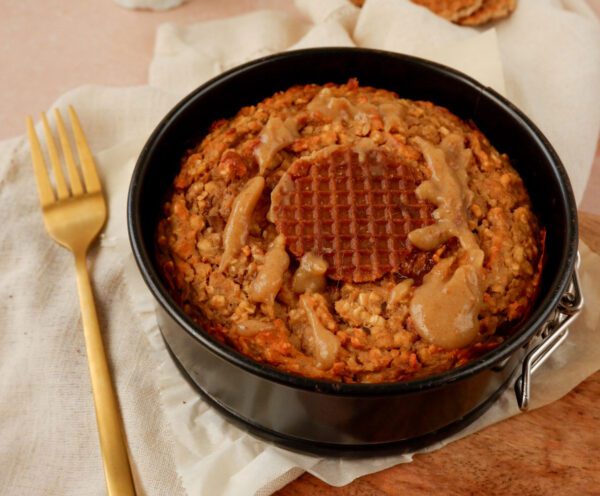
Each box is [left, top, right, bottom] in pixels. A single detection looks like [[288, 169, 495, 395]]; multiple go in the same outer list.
[[156, 79, 543, 383]]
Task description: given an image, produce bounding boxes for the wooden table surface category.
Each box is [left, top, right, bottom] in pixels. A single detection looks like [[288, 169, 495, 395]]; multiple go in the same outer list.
[[3, 2, 599, 495], [277, 212, 600, 496]]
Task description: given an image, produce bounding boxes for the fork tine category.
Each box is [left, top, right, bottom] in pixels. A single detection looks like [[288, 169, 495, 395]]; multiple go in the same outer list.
[[55, 109, 84, 196], [68, 106, 102, 194], [26, 116, 55, 207], [41, 113, 70, 199]]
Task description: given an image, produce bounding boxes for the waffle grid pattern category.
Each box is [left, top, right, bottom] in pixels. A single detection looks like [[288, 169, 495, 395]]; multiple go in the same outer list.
[[273, 147, 434, 282]]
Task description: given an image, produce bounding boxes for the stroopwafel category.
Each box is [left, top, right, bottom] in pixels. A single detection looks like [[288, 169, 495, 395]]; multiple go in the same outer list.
[[271, 144, 435, 283]]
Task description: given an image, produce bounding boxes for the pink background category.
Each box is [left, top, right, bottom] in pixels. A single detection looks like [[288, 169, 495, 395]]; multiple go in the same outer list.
[[1, 0, 598, 215]]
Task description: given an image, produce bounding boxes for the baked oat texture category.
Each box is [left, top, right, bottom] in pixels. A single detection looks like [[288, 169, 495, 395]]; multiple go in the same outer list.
[[156, 80, 543, 383]]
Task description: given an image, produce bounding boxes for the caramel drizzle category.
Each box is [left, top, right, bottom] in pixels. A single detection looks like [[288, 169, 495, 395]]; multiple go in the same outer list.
[[407, 134, 485, 349]]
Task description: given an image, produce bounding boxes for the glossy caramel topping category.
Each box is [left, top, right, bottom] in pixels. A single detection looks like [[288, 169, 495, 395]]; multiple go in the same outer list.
[[388, 278, 414, 309], [407, 134, 484, 349], [307, 88, 408, 136], [408, 134, 478, 254], [410, 257, 481, 349], [219, 176, 264, 271], [292, 252, 328, 294], [300, 294, 340, 369], [306, 88, 377, 122], [254, 116, 298, 175], [248, 234, 290, 315]]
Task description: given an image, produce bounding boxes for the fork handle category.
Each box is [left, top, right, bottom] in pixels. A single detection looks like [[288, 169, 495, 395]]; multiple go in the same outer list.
[[74, 252, 137, 496]]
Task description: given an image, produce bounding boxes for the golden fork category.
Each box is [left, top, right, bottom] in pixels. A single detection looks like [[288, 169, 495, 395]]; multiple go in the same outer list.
[[27, 107, 136, 496]]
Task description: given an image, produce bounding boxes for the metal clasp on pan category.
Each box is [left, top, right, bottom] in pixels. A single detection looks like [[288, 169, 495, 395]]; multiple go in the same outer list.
[[514, 251, 584, 411]]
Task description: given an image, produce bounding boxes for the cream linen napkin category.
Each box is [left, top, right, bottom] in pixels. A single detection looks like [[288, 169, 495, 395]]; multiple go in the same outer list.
[[1, 1, 599, 495]]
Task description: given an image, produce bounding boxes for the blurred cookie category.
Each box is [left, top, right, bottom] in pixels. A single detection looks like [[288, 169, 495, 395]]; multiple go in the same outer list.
[[410, 0, 483, 21], [351, 0, 517, 26], [457, 0, 517, 25]]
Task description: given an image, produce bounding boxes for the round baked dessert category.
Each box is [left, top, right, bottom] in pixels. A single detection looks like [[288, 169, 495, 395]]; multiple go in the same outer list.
[[156, 79, 544, 383]]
